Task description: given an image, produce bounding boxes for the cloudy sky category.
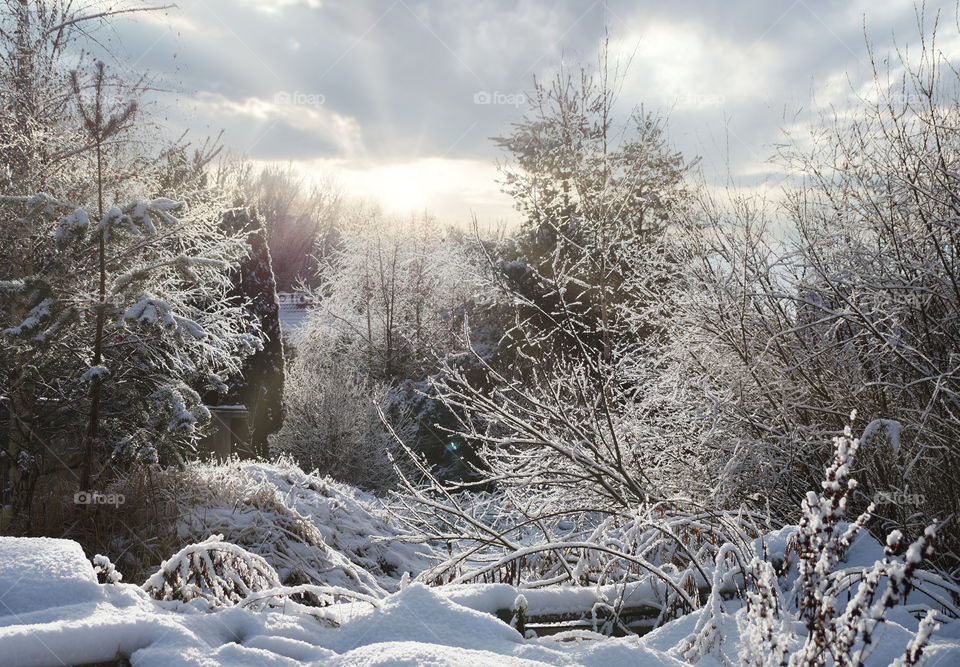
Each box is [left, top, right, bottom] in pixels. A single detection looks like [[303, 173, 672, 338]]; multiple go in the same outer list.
[[105, 0, 959, 225]]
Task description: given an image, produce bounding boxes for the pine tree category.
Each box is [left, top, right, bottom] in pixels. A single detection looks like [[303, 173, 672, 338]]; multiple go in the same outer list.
[[0, 190, 260, 512], [0, 3, 261, 521], [494, 49, 693, 361]]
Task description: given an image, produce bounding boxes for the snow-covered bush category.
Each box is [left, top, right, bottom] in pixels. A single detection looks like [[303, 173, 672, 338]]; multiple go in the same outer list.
[[142, 535, 281, 606], [685, 418, 954, 666], [145, 531, 381, 625], [274, 210, 486, 485], [92, 554, 122, 585], [154, 459, 381, 596], [390, 427, 760, 605], [390, 412, 958, 655], [150, 457, 435, 597], [420, 209, 733, 516], [669, 20, 960, 572], [274, 351, 410, 493], [29, 456, 434, 600]]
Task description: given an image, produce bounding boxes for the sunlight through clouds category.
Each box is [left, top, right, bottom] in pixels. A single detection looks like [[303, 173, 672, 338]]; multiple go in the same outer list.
[[108, 0, 960, 223], [293, 157, 517, 224]]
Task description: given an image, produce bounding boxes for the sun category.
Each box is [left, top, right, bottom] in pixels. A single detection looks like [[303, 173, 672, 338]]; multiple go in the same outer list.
[[363, 162, 432, 214], [289, 157, 520, 225]]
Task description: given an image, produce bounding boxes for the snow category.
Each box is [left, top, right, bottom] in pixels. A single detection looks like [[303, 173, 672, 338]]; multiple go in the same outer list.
[[434, 582, 655, 618], [276, 292, 313, 345], [149, 197, 183, 212], [2, 298, 51, 338], [0, 538, 100, 616], [227, 460, 436, 592], [80, 365, 110, 382], [124, 295, 164, 324], [2, 466, 958, 665], [54, 208, 89, 243], [142, 535, 281, 605], [860, 418, 903, 456], [0, 546, 682, 667], [93, 555, 123, 584], [1, 526, 958, 666]]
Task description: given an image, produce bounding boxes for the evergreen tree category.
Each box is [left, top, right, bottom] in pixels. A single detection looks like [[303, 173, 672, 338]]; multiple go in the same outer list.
[[494, 52, 693, 361], [0, 3, 261, 522], [0, 191, 260, 515]]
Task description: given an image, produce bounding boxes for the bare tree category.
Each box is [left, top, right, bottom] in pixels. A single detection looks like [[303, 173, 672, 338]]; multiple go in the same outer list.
[[673, 11, 960, 571], [273, 208, 484, 489], [217, 160, 343, 292]]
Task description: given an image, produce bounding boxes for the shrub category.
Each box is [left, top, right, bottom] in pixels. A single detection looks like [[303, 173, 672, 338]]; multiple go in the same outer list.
[[142, 534, 280, 606]]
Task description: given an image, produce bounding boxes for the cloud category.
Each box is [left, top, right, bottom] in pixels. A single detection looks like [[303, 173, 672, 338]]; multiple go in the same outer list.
[[614, 20, 783, 110], [234, 0, 325, 15], [187, 91, 365, 159], [106, 0, 960, 224]]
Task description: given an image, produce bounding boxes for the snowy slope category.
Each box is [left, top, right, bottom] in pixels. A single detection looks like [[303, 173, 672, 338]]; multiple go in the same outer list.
[[241, 460, 436, 588], [166, 458, 435, 597]]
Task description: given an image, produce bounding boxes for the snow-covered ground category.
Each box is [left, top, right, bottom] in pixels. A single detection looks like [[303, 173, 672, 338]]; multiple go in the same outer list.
[[1, 537, 958, 665], [2, 461, 959, 666], [0, 537, 684, 665]]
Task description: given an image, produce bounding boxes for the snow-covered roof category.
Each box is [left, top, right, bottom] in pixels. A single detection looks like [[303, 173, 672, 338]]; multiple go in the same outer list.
[[276, 292, 313, 345], [206, 404, 247, 413]]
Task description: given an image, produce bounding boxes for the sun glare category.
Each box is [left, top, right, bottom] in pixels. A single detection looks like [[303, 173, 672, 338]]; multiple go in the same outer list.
[[362, 163, 431, 214]]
